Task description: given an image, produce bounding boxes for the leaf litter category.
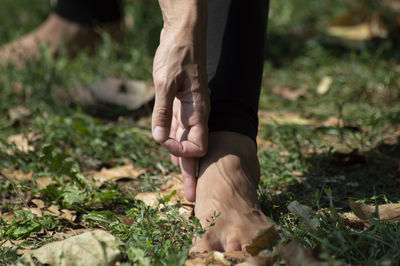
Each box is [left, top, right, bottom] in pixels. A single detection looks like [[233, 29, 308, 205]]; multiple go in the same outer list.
[[16, 230, 120, 266], [84, 162, 147, 186], [348, 199, 400, 225]]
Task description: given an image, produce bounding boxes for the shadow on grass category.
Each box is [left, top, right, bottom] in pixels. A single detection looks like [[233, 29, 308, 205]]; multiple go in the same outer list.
[[266, 31, 400, 68], [261, 136, 400, 220]]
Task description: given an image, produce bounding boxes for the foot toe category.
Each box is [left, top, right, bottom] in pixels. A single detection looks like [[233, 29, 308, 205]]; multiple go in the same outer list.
[[225, 238, 242, 252], [190, 236, 213, 254]]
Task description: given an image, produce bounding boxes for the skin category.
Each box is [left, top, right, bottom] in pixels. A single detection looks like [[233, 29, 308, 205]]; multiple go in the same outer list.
[[1, 1, 278, 252], [0, 13, 120, 67], [152, 0, 209, 202], [153, 0, 277, 252]]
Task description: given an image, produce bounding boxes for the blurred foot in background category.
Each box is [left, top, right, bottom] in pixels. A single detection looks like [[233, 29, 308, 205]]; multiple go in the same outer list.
[[0, 0, 123, 67]]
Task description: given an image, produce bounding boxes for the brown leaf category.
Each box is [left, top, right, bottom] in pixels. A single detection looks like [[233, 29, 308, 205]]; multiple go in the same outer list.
[[186, 251, 240, 266], [186, 251, 275, 266], [8, 105, 32, 120], [322, 116, 344, 128], [349, 200, 400, 224], [245, 225, 279, 256], [44, 205, 60, 216], [61, 209, 77, 223], [1, 211, 15, 224], [35, 177, 54, 189], [135, 175, 185, 206], [1, 168, 33, 183], [135, 192, 160, 208], [3, 239, 24, 250], [25, 207, 43, 217], [279, 240, 329, 266], [7, 133, 34, 153], [326, 3, 397, 41], [134, 175, 195, 221], [52, 229, 92, 241], [31, 199, 45, 209], [339, 212, 366, 230], [121, 217, 135, 226], [135, 175, 194, 217], [258, 110, 313, 126], [272, 86, 308, 101], [16, 248, 32, 256], [87, 164, 147, 186]]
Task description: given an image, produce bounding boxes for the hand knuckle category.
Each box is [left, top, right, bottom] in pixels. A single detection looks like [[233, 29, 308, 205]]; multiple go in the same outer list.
[[153, 77, 167, 90], [154, 106, 171, 123]]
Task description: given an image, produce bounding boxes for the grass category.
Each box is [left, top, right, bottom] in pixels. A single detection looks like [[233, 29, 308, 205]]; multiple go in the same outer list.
[[1, 0, 400, 265]]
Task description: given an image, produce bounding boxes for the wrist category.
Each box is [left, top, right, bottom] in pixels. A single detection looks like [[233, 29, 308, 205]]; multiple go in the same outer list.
[[158, 0, 207, 37]]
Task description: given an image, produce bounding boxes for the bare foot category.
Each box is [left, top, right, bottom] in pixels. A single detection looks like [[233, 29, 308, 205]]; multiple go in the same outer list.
[[0, 13, 121, 66], [191, 131, 278, 254]]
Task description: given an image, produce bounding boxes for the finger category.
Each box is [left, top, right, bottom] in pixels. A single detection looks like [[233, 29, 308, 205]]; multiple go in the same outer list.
[[169, 117, 179, 140], [180, 157, 197, 202], [163, 124, 208, 157], [171, 155, 180, 168], [151, 80, 176, 143]]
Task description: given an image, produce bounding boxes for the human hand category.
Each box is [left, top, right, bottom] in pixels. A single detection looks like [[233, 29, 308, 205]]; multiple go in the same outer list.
[[152, 15, 209, 202]]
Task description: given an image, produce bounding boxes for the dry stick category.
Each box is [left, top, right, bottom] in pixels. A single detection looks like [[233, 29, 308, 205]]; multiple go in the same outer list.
[[0, 170, 49, 236]]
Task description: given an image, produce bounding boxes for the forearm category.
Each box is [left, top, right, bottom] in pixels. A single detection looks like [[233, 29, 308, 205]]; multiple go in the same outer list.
[[158, 0, 207, 42]]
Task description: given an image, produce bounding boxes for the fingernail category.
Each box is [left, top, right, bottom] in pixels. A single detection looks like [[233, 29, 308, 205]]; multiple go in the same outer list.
[[153, 126, 168, 142]]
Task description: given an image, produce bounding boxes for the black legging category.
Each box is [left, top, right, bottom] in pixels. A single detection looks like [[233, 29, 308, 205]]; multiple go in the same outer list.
[[54, 0, 269, 142]]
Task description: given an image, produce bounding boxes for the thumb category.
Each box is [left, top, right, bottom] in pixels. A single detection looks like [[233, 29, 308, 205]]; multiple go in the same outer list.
[[152, 85, 175, 143]]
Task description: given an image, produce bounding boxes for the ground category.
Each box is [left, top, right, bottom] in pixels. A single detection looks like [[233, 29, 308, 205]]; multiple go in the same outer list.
[[1, 0, 400, 265]]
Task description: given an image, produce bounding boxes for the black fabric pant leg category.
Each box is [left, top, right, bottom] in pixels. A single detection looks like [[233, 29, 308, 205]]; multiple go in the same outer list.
[[207, 0, 269, 142], [54, 0, 123, 25]]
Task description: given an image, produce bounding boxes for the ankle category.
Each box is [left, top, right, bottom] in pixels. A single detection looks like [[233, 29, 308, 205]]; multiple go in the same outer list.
[[206, 131, 260, 184]]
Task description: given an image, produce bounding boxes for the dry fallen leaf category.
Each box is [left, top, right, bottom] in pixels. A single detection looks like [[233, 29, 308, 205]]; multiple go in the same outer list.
[[35, 177, 54, 189], [8, 105, 32, 121], [7, 133, 34, 153], [316, 76, 333, 95], [279, 240, 329, 266], [135, 175, 194, 218], [134, 175, 195, 221], [121, 217, 135, 226], [245, 226, 279, 256], [16, 248, 32, 256], [258, 110, 314, 126], [61, 209, 77, 223], [43, 205, 60, 217], [326, 1, 400, 42], [24, 207, 43, 218], [1, 168, 33, 183], [349, 199, 400, 224], [18, 230, 120, 266], [272, 86, 308, 101], [186, 251, 275, 266], [86, 163, 147, 186], [327, 22, 376, 41], [53, 229, 92, 241], [31, 199, 45, 209], [2, 211, 15, 224], [339, 212, 366, 230], [2, 239, 24, 249], [322, 116, 344, 128]]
